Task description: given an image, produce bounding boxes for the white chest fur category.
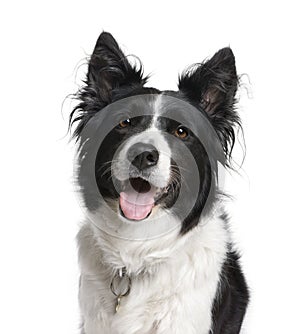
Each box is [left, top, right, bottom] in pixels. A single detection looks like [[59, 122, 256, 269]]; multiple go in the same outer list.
[[78, 210, 228, 334]]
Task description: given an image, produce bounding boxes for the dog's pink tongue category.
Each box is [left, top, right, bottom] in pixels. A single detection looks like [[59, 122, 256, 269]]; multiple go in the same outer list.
[[120, 191, 154, 220]]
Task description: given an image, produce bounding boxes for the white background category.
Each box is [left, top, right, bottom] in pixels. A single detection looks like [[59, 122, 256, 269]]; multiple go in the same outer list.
[[1, 1, 299, 333]]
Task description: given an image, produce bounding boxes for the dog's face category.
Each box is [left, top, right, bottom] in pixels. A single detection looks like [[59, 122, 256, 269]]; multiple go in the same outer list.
[[97, 111, 176, 222], [71, 32, 240, 236], [94, 95, 214, 229]]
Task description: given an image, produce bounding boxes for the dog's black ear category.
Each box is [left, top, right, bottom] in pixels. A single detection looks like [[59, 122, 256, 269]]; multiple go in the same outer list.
[[178, 47, 238, 114], [178, 48, 240, 159], [87, 32, 147, 102], [70, 32, 147, 138]]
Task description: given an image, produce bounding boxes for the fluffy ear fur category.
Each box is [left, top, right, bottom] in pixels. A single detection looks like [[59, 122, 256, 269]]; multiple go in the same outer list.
[[70, 32, 147, 138], [87, 32, 147, 102], [178, 48, 240, 161]]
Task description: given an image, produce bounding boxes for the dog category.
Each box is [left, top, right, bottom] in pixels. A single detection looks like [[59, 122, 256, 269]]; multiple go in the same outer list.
[[70, 32, 249, 334]]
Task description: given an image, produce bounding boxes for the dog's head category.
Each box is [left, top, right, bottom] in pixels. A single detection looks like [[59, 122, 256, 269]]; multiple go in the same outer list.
[[70, 32, 240, 237]]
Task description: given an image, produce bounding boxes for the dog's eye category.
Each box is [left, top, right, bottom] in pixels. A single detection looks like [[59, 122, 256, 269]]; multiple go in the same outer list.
[[119, 119, 131, 128], [175, 126, 188, 139]]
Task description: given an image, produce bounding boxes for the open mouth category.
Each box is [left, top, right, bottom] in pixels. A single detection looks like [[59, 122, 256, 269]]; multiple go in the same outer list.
[[119, 177, 166, 221]]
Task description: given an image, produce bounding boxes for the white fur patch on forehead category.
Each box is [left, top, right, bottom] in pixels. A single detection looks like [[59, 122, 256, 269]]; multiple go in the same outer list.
[[150, 94, 163, 128]]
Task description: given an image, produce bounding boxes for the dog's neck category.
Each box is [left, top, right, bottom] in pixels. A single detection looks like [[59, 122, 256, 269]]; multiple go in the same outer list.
[[77, 204, 228, 279]]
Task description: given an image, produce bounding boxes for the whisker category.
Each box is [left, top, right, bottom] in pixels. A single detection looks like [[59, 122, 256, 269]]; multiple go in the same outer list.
[[96, 159, 122, 174], [169, 164, 190, 173], [100, 166, 112, 178]]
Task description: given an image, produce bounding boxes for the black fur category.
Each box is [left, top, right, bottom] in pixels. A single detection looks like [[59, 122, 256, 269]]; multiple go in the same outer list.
[[212, 249, 250, 333]]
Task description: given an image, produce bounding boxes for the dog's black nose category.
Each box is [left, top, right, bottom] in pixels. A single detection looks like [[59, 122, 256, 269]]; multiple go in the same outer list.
[[127, 143, 159, 170]]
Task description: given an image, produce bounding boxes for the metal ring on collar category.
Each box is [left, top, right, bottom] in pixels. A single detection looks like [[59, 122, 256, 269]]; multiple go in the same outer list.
[[110, 270, 132, 297]]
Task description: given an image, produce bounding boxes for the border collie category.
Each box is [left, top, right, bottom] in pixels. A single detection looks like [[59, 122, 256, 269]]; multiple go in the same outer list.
[[70, 32, 249, 334]]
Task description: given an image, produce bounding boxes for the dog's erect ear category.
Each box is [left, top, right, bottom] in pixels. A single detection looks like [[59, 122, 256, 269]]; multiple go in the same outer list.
[[87, 32, 147, 102], [70, 32, 147, 139], [178, 48, 240, 160], [178, 47, 238, 114]]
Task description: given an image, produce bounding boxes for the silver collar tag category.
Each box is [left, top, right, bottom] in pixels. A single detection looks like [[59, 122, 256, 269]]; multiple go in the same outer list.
[[110, 267, 132, 312]]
